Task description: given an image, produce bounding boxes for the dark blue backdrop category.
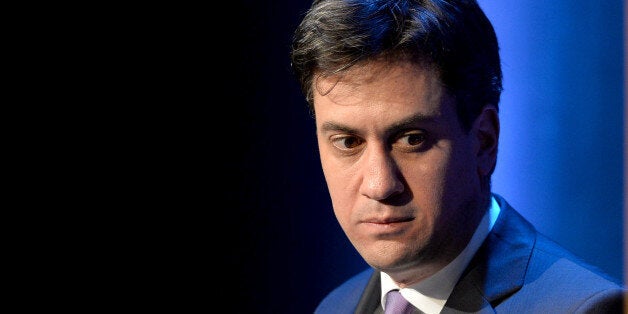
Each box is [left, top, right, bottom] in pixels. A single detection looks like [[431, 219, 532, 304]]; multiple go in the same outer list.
[[229, 1, 625, 312], [481, 0, 624, 293]]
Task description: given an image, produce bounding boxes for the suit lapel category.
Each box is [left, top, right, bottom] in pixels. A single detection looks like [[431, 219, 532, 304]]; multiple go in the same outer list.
[[443, 194, 535, 313], [354, 270, 381, 313], [352, 194, 535, 314], [440, 277, 494, 314]]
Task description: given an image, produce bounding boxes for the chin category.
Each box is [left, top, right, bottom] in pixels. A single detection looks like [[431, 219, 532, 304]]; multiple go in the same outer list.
[[361, 242, 419, 269]]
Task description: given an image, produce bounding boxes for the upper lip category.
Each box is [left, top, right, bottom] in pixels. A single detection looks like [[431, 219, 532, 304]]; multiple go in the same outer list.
[[363, 216, 414, 224]]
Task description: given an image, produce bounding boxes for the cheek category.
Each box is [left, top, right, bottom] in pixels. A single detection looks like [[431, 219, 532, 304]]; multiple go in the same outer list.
[[401, 156, 448, 198], [319, 151, 358, 220], [325, 171, 358, 210], [399, 149, 462, 224], [444, 144, 479, 192]]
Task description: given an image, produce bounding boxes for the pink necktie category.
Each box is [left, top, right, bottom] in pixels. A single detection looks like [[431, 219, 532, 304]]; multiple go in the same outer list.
[[385, 290, 416, 314]]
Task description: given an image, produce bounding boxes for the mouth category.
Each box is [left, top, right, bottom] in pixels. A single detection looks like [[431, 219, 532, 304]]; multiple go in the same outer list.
[[363, 213, 414, 223], [367, 217, 414, 224], [361, 216, 415, 233]]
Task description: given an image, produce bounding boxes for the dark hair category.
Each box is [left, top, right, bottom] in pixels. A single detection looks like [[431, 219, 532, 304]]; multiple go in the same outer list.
[[290, 0, 502, 130]]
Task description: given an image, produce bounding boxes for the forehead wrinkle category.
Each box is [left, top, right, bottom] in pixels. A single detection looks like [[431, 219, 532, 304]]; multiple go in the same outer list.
[[315, 60, 430, 107], [314, 59, 449, 138]]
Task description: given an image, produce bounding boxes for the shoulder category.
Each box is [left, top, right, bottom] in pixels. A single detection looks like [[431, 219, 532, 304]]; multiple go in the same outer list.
[[490, 194, 626, 312], [315, 268, 375, 314], [504, 234, 627, 312], [525, 233, 625, 303]]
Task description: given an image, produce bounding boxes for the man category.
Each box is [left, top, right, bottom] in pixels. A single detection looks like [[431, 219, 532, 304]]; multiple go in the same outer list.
[[289, 0, 625, 313]]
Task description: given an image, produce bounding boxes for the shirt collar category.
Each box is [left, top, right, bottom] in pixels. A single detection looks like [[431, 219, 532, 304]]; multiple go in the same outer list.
[[380, 196, 501, 313]]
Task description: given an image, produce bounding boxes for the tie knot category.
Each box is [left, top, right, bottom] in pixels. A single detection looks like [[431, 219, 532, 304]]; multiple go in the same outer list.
[[385, 290, 415, 314]]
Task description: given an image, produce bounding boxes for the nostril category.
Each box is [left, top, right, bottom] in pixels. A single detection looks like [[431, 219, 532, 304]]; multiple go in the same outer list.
[[360, 170, 404, 201]]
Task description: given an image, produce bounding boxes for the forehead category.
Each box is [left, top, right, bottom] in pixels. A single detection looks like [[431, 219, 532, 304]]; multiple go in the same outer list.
[[312, 60, 450, 124]]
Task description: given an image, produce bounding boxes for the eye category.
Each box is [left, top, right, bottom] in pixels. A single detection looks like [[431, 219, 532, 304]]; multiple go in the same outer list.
[[330, 135, 364, 151], [394, 130, 427, 150]]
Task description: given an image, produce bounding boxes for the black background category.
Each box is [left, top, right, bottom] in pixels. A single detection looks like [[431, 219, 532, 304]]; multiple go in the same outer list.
[[222, 1, 368, 312]]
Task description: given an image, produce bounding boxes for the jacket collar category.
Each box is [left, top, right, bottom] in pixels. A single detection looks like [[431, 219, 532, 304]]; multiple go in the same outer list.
[[354, 194, 536, 314], [442, 193, 535, 313]]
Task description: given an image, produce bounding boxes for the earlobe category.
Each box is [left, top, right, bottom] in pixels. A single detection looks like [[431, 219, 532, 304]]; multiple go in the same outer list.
[[475, 106, 500, 176]]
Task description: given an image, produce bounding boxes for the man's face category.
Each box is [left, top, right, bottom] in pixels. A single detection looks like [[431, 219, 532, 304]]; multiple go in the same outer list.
[[313, 60, 492, 284]]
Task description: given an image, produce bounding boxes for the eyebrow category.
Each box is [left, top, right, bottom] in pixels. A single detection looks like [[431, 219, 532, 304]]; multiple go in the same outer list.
[[319, 121, 356, 134], [389, 112, 439, 131], [319, 112, 439, 135]]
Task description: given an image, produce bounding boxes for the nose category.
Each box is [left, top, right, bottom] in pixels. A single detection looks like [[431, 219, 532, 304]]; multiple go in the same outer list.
[[359, 148, 404, 201]]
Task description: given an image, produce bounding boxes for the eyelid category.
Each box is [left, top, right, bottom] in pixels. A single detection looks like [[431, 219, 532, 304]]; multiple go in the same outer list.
[[393, 129, 425, 140], [330, 134, 364, 151], [393, 129, 428, 149]]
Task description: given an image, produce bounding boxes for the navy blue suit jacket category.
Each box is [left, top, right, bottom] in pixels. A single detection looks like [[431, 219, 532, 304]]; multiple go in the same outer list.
[[315, 194, 625, 313]]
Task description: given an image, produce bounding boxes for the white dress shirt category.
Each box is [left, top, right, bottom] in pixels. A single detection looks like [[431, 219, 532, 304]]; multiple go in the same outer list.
[[380, 196, 501, 314]]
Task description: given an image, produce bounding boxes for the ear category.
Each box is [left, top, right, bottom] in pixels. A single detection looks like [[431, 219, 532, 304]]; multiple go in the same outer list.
[[474, 106, 499, 176]]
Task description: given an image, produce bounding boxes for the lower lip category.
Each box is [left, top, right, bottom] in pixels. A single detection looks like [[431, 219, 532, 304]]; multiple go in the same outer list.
[[362, 221, 410, 234]]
